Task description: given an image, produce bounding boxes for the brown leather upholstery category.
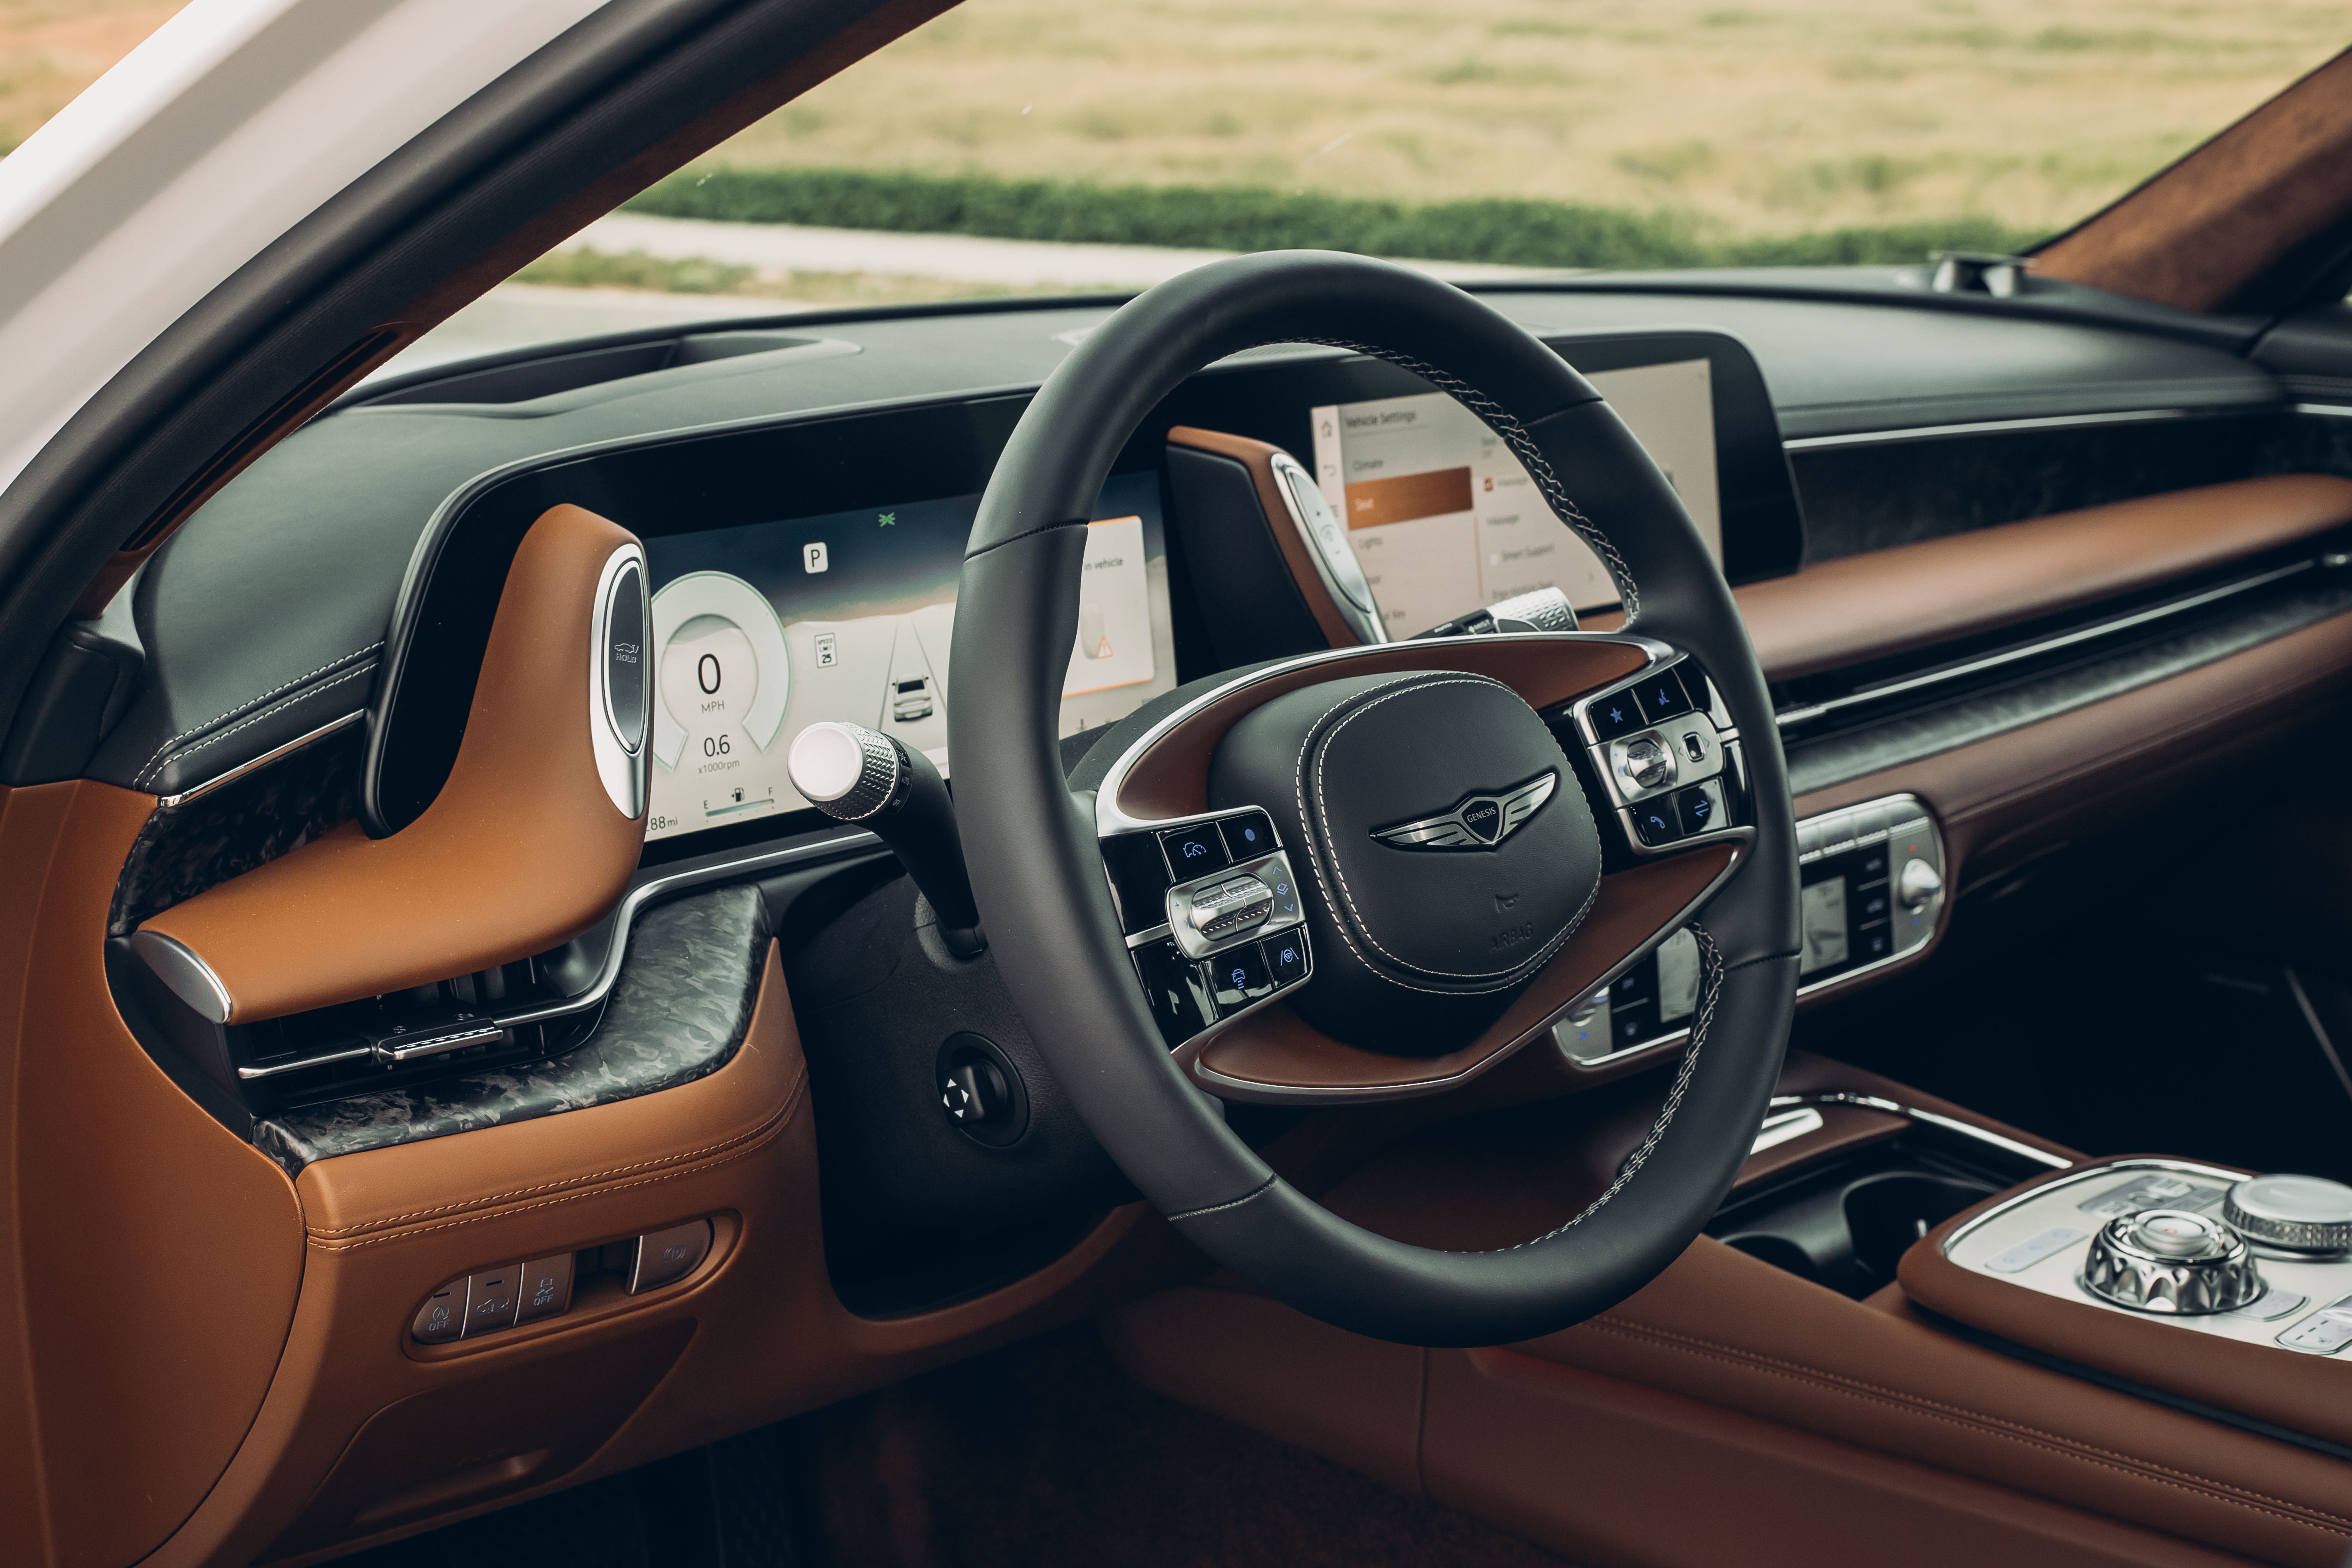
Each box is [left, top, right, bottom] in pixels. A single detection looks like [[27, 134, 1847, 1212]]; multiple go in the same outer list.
[[139, 504, 647, 1022], [1901, 1158, 2352, 1461], [0, 782, 305, 1568], [1732, 475, 2352, 681]]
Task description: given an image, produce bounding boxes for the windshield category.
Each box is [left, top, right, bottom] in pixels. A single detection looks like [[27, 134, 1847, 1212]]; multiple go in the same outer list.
[[8, 0, 2344, 365]]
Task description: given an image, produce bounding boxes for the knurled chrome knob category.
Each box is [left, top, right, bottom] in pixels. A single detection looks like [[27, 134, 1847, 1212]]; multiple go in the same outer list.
[[1897, 858, 1943, 910], [2224, 1174, 2352, 1255], [1619, 736, 1671, 791], [2081, 1208, 2264, 1315]]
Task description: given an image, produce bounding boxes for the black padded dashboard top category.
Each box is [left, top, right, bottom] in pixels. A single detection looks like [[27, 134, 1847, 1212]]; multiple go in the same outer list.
[[87, 274, 2287, 804]]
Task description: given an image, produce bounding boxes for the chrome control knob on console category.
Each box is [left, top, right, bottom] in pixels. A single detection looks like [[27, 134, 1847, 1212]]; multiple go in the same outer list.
[[2081, 1209, 2264, 1314], [2224, 1174, 2352, 1255], [1897, 858, 1943, 910]]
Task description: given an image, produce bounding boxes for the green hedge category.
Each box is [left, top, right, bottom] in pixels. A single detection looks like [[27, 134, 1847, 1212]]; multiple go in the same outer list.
[[625, 166, 2036, 271]]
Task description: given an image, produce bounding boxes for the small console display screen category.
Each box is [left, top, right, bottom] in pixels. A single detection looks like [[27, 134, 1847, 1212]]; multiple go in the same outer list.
[[642, 472, 1174, 842], [1308, 360, 1721, 635]]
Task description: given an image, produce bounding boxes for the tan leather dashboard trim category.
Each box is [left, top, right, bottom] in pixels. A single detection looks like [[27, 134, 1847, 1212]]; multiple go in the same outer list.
[[1167, 425, 1364, 649], [138, 504, 647, 1023], [1736, 474, 2352, 681]]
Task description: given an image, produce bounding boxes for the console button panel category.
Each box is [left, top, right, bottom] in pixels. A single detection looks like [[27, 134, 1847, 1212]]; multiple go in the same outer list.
[[409, 1219, 715, 1345]]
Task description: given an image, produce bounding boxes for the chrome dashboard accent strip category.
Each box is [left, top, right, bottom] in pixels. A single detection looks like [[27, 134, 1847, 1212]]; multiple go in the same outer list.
[[1774, 557, 2327, 733], [1781, 406, 2213, 453], [236, 1044, 374, 1081], [155, 709, 365, 808], [1769, 1091, 2073, 1173]]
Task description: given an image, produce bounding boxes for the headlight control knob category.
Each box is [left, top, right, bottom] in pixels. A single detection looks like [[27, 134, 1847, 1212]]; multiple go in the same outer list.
[[2223, 1173, 2352, 1255], [2081, 1208, 2264, 1314]]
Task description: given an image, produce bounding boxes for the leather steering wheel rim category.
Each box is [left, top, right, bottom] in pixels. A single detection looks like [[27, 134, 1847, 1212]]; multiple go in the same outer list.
[[948, 251, 1800, 1347]]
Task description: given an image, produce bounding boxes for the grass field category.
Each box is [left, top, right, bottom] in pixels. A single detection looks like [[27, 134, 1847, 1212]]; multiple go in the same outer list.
[[4, 0, 2345, 260]]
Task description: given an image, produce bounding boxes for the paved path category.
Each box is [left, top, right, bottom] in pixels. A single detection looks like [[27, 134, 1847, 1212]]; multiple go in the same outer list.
[[563, 211, 1550, 288]]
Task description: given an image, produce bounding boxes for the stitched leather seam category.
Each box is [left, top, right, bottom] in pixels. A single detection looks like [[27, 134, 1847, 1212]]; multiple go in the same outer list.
[[1490, 925, 1724, 1253], [1303, 673, 1577, 989], [305, 1073, 798, 1235], [1584, 1318, 2352, 1532], [309, 1093, 797, 1254], [1168, 1175, 1277, 1223], [137, 664, 376, 790], [134, 642, 384, 786]]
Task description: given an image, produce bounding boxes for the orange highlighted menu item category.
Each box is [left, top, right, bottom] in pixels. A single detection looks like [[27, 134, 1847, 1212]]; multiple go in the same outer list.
[[1343, 467, 1474, 530]]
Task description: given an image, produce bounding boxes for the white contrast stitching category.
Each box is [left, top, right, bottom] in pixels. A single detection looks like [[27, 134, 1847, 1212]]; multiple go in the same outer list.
[[133, 641, 383, 787], [1494, 925, 1727, 1253], [1289, 337, 1640, 619], [136, 663, 377, 789]]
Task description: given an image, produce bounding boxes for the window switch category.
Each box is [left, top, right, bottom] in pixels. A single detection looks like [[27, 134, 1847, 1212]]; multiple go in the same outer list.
[[516, 1254, 575, 1323], [630, 1220, 713, 1293], [412, 1280, 465, 1344], [464, 1266, 522, 1335]]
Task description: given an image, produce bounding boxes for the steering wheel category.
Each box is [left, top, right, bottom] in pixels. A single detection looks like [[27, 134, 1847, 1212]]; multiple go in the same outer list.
[[948, 251, 1799, 1347]]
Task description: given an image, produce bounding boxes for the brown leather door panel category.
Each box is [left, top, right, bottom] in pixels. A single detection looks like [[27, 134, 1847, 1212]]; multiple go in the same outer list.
[[0, 782, 306, 1568]]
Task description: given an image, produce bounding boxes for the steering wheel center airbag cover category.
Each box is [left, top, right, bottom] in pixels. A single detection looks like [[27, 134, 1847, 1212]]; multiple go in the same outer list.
[[1210, 671, 1600, 1050]]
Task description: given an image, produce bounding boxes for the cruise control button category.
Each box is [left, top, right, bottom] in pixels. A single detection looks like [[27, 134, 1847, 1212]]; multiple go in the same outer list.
[[1160, 824, 1228, 876], [1261, 860, 1302, 925], [1264, 934, 1309, 987], [1219, 811, 1277, 861]]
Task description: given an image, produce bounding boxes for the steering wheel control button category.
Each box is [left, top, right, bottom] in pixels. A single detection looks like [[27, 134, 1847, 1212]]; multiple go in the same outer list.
[[1586, 688, 1650, 742], [630, 1220, 713, 1293], [464, 1267, 524, 1335], [515, 1254, 576, 1324], [1210, 944, 1275, 1014], [1265, 933, 1310, 987], [1615, 735, 1673, 793], [1629, 671, 1694, 725], [2223, 1174, 2352, 1254], [1629, 799, 1680, 847], [1187, 875, 1276, 941], [1674, 781, 1724, 835], [411, 1281, 465, 1344], [1160, 823, 1230, 876], [1219, 810, 1277, 861], [1983, 1225, 2087, 1274], [2278, 1299, 2352, 1353], [1133, 940, 1217, 1046], [1101, 833, 1177, 935], [2081, 1208, 2264, 1314]]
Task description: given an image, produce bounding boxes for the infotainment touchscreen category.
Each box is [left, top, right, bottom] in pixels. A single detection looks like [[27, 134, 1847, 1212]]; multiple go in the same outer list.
[[1308, 359, 1721, 636], [641, 471, 1173, 843]]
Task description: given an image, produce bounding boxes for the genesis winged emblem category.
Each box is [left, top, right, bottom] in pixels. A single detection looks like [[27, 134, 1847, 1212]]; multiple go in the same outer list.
[[1371, 770, 1557, 851]]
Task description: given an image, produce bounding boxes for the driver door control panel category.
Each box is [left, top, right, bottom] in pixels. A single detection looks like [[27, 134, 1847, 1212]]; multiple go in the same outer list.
[[1100, 809, 1314, 1047]]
